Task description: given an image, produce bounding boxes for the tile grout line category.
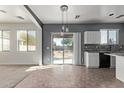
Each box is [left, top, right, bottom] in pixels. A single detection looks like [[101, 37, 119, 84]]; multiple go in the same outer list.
[[11, 71, 33, 88]]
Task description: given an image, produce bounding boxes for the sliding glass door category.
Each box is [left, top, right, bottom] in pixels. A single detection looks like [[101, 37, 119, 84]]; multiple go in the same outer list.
[[51, 33, 73, 64], [52, 34, 63, 64], [63, 35, 73, 64]]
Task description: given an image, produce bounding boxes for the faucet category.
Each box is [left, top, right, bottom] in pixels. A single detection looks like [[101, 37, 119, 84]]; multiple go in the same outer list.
[[119, 45, 123, 51], [110, 45, 112, 52], [96, 45, 99, 51]]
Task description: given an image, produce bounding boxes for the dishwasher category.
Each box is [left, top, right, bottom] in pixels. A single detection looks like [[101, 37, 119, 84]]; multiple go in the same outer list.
[[99, 52, 110, 68]]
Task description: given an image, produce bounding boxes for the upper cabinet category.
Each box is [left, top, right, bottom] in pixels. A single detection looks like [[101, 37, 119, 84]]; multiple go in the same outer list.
[[84, 31, 101, 44]]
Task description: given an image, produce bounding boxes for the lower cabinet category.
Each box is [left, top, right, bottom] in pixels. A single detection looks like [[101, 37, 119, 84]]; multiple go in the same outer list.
[[110, 56, 116, 68], [116, 56, 124, 82], [84, 52, 99, 68]]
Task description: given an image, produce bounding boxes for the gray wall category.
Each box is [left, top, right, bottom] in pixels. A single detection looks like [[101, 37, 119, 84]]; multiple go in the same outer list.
[[43, 23, 124, 65]]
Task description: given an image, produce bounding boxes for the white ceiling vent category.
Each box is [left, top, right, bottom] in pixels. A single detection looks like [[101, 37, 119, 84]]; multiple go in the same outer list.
[[75, 15, 80, 19], [16, 16, 24, 20], [116, 15, 124, 18], [0, 10, 6, 13]]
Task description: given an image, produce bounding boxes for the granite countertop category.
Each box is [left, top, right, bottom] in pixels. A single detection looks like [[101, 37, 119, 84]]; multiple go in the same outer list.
[[84, 50, 111, 53], [84, 51, 99, 53], [104, 53, 124, 56]]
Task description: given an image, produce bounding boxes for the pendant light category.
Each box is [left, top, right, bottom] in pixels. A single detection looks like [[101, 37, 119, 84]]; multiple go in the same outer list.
[[60, 5, 69, 35]]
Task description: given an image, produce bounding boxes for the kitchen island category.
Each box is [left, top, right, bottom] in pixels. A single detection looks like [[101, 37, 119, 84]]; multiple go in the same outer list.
[[105, 53, 124, 82]]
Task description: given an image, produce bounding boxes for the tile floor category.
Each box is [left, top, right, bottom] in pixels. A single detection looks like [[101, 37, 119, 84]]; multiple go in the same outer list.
[[0, 65, 31, 88], [0, 65, 124, 88]]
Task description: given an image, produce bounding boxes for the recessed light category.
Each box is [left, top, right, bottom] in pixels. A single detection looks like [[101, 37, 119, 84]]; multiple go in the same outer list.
[[0, 10, 7, 13], [109, 13, 114, 16], [75, 15, 80, 19], [16, 16, 24, 20]]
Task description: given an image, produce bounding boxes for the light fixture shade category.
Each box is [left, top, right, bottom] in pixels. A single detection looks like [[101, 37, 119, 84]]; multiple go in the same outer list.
[[60, 5, 68, 12], [66, 27, 69, 32], [62, 25, 65, 31], [60, 5, 69, 33]]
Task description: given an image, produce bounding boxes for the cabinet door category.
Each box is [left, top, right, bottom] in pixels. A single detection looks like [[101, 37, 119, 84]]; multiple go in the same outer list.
[[84, 32, 94, 44], [93, 31, 100, 44], [116, 56, 124, 82], [84, 31, 100, 44], [88, 53, 99, 68]]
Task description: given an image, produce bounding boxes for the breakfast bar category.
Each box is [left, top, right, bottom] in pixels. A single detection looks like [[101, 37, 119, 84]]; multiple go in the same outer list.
[[105, 53, 124, 82]]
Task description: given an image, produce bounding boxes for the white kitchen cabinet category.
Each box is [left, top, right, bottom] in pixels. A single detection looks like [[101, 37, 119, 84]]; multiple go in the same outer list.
[[110, 56, 116, 68], [84, 31, 100, 44], [116, 56, 124, 82], [84, 52, 99, 68]]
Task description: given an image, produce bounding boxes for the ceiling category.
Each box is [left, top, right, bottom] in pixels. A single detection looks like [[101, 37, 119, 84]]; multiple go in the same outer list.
[[29, 5, 124, 24], [0, 5, 32, 23], [1, 5, 124, 24]]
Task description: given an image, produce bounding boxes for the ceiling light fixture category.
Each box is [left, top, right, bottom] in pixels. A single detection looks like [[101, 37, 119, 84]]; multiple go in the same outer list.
[[16, 16, 24, 20], [60, 5, 69, 35], [0, 10, 7, 13]]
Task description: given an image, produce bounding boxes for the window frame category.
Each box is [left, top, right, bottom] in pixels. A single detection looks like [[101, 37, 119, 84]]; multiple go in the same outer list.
[[0, 30, 10, 52], [17, 30, 36, 52], [100, 29, 119, 45]]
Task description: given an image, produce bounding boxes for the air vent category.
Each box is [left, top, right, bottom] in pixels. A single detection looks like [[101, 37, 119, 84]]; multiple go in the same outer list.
[[0, 10, 6, 13], [75, 15, 80, 19], [16, 16, 24, 20], [109, 13, 114, 16], [116, 15, 124, 18]]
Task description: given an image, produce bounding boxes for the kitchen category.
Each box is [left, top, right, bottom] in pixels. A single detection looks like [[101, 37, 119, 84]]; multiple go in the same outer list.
[[84, 29, 124, 82]]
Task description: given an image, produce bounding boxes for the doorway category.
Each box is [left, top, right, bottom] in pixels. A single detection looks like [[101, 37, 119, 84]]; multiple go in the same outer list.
[[51, 33, 73, 64]]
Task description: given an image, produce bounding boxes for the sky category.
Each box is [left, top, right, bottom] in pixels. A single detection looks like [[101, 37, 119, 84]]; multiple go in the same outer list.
[[53, 38, 63, 46]]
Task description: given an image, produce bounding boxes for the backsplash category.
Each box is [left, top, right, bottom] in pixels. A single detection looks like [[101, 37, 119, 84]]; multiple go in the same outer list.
[[84, 44, 124, 52]]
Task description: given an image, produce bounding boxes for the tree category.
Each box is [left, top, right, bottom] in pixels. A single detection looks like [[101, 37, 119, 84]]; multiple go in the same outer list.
[[19, 32, 35, 45], [53, 41, 56, 46], [61, 38, 73, 46], [19, 32, 27, 45], [28, 34, 35, 45]]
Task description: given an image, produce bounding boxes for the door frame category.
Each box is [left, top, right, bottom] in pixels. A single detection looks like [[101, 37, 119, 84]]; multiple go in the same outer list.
[[51, 32, 74, 65]]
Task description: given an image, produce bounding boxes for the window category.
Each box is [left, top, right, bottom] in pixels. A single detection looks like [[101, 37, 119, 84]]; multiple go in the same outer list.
[[101, 30, 108, 44], [100, 29, 119, 45], [17, 30, 36, 51], [108, 30, 118, 44], [0, 31, 10, 51]]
